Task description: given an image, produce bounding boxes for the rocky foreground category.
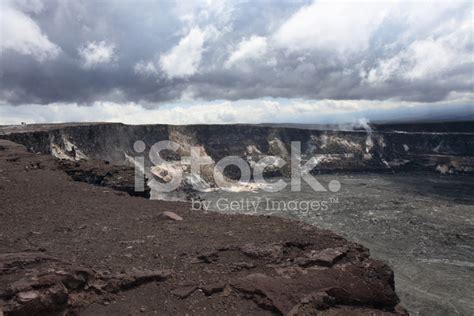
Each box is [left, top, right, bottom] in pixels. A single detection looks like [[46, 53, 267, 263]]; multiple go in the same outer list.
[[0, 140, 407, 315]]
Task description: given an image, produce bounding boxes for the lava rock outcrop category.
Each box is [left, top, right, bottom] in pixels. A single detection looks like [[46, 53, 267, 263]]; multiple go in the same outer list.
[[0, 139, 407, 315]]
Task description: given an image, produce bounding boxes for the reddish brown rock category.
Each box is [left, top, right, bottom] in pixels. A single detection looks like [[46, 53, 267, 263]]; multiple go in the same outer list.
[[297, 247, 347, 267], [171, 285, 198, 299], [200, 282, 226, 296], [240, 243, 283, 260], [0, 252, 171, 315], [231, 260, 400, 315], [196, 250, 219, 263], [0, 141, 407, 315], [16, 291, 40, 304], [232, 261, 256, 270]]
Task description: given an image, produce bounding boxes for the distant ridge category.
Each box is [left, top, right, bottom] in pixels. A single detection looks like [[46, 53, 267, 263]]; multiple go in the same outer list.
[[260, 120, 474, 133]]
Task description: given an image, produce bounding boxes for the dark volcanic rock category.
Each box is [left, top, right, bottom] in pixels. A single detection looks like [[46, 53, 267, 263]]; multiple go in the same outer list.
[[296, 247, 347, 267], [200, 282, 226, 296], [0, 252, 171, 315], [240, 243, 284, 260], [230, 259, 400, 315], [171, 285, 198, 299], [0, 140, 406, 315], [57, 159, 151, 198]]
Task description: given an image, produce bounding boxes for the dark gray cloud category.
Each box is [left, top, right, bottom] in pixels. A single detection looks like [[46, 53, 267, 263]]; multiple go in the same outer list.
[[0, 0, 473, 108]]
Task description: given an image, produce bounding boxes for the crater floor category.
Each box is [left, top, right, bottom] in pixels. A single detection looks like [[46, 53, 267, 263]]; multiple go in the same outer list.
[[203, 172, 474, 315]]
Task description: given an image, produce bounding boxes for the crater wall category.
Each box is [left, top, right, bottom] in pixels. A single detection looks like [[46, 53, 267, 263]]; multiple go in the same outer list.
[[1, 123, 473, 174]]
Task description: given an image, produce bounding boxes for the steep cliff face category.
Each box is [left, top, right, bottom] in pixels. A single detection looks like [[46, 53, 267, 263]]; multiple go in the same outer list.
[[1, 122, 472, 200], [1, 122, 473, 173]]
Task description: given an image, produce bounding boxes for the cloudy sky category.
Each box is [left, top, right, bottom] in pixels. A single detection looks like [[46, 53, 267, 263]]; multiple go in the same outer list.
[[0, 0, 473, 125]]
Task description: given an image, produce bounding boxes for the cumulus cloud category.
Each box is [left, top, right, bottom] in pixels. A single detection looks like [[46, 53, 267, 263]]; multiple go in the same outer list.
[[0, 0, 472, 122], [134, 60, 159, 77], [0, 2, 60, 61], [9, 0, 44, 14], [159, 27, 206, 79], [365, 38, 466, 84], [78, 41, 117, 69], [225, 36, 268, 68], [274, 0, 388, 53], [363, 13, 473, 84]]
